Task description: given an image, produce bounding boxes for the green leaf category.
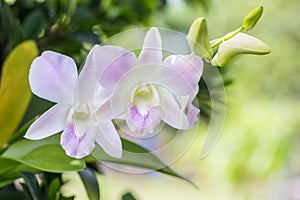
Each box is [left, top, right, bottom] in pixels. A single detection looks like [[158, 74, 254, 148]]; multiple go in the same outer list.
[[0, 157, 38, 187], [0, 40, 38, 148], [21, 145, 86, 172], [47, 178, 61, 200], [78, 168, 100, 200], [188, 17, 213, 60], [86, 139, 197, 187], [61, 196, 75, 200], [2, 135, 86, 173], [21, 171, 42, 200], [22, 10, 46, 39], [122, 192, 137, 200], [0, 0, 21, 44], [242, 6, 263, 31], [3, 134, 59, 158], [0, 184, 25, 200]]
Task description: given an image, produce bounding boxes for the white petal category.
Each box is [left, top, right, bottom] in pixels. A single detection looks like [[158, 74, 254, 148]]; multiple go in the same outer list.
[[29, 51, 78, 104], [138, 27, 162, 64], [95, 121, 122, 158], [158, 87, 189, 130], [95, 98, 114, 120], [60, 123, 96, 159], [75, 45, 100, 103], [163, 55, 203, 90], [25, 104, 70, 140]]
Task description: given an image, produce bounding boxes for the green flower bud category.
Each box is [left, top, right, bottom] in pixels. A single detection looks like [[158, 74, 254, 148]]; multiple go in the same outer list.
[[243, 6, 263, 31], [211, 33, 271, 67], [188, 17, 213, 60]]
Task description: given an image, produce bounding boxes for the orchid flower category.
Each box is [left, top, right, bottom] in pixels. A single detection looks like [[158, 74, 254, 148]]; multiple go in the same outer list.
[[24, 49, 122, 159], [95, 28, 203, 135]]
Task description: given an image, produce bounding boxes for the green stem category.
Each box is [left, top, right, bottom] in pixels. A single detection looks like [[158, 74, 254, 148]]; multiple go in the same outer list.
[[210, 26, 244, 48]]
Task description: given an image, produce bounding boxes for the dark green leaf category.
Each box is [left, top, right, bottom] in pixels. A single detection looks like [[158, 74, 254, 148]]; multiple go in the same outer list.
[[0, 157, 38, 187], [78, 168, 100, 200], [122, 192, 137, 200], [0, 0, 21, 44], [47, 178, 61, 200], [0, 184, 25, 200], [22, 10, 46, 39], [21, 171, 42, 200], [61, 196, 75, 200]]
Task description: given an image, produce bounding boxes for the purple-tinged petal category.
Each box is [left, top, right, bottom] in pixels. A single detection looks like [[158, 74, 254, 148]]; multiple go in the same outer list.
[[163, 55, 203, 90], [95, 121, 122, 158], [60, 123, 96, 159], [180, 87, 199, 127], [158, 87, 189, 130], [97, 46, 137, 88], [25, 104, 70, 140], [79, 45, 136, 91], [29, 51, 78, 104], [126, 105, 161, 135], [77, 45, 136, 102], [138, 28, 162, 64]]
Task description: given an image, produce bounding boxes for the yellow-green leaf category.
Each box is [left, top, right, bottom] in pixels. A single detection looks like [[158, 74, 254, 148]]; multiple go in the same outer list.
[[0, 40, 38, 148]]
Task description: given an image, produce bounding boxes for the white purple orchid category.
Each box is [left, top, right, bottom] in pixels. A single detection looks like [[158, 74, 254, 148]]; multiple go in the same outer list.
[[24, 27, 203, 159], [95, 28, 203, 135], [24, 49, 122, 159]]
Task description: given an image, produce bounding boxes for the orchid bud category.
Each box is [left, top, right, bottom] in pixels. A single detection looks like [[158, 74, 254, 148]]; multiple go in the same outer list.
[[243, 6, 263, 31], [188, 17, 213, 60], [211, 33, 271, 67]]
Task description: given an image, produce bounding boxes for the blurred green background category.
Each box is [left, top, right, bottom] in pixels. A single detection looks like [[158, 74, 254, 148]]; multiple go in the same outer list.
[[1, 0, 300, 199]]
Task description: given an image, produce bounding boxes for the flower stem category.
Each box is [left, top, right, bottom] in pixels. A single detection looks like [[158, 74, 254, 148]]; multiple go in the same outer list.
[[210, 26, 244, 48]]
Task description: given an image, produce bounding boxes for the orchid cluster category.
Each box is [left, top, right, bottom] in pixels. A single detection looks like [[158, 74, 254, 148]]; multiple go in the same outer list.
[[24, 28, 203, 159], [24, 6, 270, 160]]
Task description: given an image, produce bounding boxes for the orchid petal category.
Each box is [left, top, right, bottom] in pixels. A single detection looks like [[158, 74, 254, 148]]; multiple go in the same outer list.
[[138, 27, 162, 64], [158, 87, 189, 129], [95, 98, 114, 120], [96, 46, 137, 88], [110, 64, 193, 117], [60, 123, 96, 159], [95, 121, 122, 158], [75, 45, 100, 103], [79, 45, 136, 90], [163, 55, 203, 90], [25, 104, 70, 140], [29, 51, 77, 104], [187, 103, 200, 127], [126, 105, 161, 135]]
